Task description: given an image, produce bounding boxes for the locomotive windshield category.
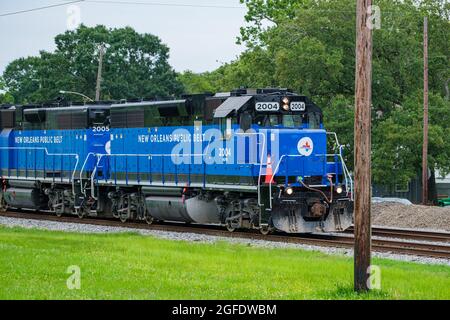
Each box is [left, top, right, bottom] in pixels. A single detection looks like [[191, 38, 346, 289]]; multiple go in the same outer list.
[[208, 89, 324, 131], [253, 112, 322, 129], [245, 92, 323, 129]]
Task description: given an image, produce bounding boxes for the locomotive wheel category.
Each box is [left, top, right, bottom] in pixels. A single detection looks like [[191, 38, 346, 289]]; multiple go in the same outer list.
[[76, 208, 86, 219], [0, 195, 7, 213], [259, 225, 272, 235], [225, 211, 241, 232], [55, 211, 63, 218], [119, 213, 128, 223], [226, 221, 236, 232], [144, 214, 153, 225], [226, 217, 240, 232], [140, 206, 153, 225]]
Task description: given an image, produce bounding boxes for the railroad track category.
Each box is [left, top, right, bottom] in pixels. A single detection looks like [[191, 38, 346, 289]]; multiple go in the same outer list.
[[1, 210, 450, 260], [346, 226, 450, 243]]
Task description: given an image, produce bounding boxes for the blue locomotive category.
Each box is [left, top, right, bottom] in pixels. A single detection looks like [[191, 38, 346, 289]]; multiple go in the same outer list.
[[0, 88, 353, 233]]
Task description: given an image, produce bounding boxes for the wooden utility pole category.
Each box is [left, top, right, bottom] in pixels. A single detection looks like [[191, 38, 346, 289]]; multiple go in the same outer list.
[[354, 0, 373, 292], [422, 16, 429, 205], [95, 44, 105, 101]]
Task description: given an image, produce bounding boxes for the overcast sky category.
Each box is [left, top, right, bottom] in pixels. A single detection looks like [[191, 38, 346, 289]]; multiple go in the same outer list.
[[0, 0, 247, 75]]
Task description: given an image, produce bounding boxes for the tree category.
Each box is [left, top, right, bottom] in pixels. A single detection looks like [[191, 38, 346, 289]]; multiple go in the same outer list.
[[0, 77, 14, 104], [178, 47, 277, 94], [373, 92, 450, 187], [238, 0, 310, 46], [2, 57, 43, 103], [2, 25, 183, 103], [274, 37, 344, 101], [322, 95, 355, 166], [210, 0, 450, 186], [177, 70, 219, 94]]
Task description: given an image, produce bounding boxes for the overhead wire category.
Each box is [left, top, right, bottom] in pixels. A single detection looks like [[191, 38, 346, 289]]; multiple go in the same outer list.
[[0, 0, 246, 17], [0, 0, 85, 17], [85, 0, 245, 9]]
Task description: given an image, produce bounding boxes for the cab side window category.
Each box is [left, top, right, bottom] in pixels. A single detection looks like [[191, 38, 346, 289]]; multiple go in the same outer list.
[[308, 112, 321, 129], [220, 117, 236, 139], [239, 111, 252, 131]]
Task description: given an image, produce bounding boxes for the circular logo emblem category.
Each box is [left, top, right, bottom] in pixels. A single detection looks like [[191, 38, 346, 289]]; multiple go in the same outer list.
[[297, 137, 314, 156], [105, 140, 111, 155]]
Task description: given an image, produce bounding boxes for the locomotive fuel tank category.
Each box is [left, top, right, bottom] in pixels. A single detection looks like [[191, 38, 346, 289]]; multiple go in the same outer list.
[[145, 195, 221, 224], [3, 187, 47, 209], [2, 181, 47, 209]]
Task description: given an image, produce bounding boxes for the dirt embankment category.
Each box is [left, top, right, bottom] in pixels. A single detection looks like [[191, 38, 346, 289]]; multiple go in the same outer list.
[[372, 203, 450, 231]]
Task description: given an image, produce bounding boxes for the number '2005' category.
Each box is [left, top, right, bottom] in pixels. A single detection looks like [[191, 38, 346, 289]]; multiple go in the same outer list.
[[92, 126, 110, 132]]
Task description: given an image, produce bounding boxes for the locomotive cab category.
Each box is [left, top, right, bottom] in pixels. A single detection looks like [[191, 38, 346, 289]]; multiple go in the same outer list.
[[249, 93, 323, 130], [212, 89, 324, 132], [212, 88, 353, 233]]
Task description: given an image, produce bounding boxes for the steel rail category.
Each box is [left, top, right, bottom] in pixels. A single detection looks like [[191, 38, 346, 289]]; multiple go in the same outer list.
[[1, 211, 449, 260], [346, 226, 450, 243]]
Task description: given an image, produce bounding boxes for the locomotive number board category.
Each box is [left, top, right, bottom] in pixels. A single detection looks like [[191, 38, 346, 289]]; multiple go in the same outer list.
[[255, 102, 280, 111], [290, 102, 306, 111]]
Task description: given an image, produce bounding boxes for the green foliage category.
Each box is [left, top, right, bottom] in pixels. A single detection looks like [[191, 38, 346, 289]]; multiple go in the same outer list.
[[238, 0, 310, 46], [216, 47, 277, 90], [0, 77, 14, 104], [323, 95, 355, 166], [2, 25, 183, 103], [2, 57, 44, 103], [194, 0, 450, 186], [179, 47, 277, 94], [373, 92, 450, 184], [1, 226, 450, 299], [177, 70, 219, 94], [274, 37, 344, 100]]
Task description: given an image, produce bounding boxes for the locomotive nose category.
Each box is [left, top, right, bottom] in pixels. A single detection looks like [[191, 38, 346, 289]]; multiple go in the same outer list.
[[273, 130, 326, 185]]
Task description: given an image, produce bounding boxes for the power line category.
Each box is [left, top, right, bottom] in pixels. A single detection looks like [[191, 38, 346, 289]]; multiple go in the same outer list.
[[84, 0, 245, 9], [1, 1, 431, 17], [0, 0, 85, 17], [0, 0, 245, 18]]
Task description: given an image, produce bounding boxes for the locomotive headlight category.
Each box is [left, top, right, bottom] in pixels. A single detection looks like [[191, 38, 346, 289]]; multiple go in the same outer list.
[[282, 97, 290, 111], [285, 187, 294, 195], [336, 185, 343, 194]]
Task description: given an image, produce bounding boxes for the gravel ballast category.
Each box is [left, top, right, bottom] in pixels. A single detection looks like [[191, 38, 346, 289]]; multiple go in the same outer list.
[[372, 203, 450, 231], [0, 215, 448, 266]]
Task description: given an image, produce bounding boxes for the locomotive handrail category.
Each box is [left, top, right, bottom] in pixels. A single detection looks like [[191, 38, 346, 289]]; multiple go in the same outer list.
[[86, 153, 208, 200], [83, 132, 267, 204], [338, 145, 354, 200], [0, 147, 80, 195], [79, 152, 210, 198], [268, 151, 353, 209], [327, 131, 341, 147], [268, 154, 305, 209], [79, 143, 210, 196], [79, 152, 96, 197], [79, 134, 217, 196], [317, 151, 353, 199], [325, 132, 354, 200], [235, 132, 266, 206], [78, 131, 352, 208]]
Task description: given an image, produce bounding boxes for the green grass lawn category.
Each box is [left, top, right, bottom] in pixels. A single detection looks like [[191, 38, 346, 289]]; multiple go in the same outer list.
[[0, 225, 449, 300]]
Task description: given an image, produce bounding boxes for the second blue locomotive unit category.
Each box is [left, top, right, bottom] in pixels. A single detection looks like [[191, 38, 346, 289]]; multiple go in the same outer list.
[[0, 88, 353, 233]]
